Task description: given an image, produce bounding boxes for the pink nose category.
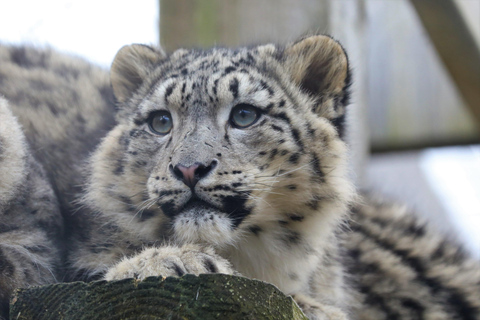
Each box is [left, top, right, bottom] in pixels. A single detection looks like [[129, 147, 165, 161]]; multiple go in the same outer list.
[[175, 164, 200, 188], [171, 160, 218, 188]]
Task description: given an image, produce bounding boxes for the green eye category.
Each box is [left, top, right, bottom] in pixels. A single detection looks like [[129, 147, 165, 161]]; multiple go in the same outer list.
[[230, 104, 261, 128], [148, 111, 173, 135]]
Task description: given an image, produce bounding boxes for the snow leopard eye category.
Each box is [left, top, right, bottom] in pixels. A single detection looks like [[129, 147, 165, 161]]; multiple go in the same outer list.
[[148, 111, 173, 135], [230, 104, 261, 128]]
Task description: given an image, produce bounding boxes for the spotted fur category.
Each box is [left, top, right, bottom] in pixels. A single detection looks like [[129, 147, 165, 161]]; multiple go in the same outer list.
[[0, 98, 63, 319], [0, 44, 115, 319], [0, 36, 479, 320]]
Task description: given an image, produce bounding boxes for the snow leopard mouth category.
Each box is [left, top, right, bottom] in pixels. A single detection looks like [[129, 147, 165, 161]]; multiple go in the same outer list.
[[163, 194, 252, 229], [162, 196, 222, 219], [182, 197, 216, 212]]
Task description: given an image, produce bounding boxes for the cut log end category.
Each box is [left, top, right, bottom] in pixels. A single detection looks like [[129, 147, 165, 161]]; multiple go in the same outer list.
[[10, 274, 308, 320]]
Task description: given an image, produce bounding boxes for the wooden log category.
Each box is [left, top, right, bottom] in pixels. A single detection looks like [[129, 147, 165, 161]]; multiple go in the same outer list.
[[10, 274, 308, 320]]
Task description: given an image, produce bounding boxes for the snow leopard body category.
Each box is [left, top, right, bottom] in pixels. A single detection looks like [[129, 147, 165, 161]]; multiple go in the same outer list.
[[0, 37, 479, 319]]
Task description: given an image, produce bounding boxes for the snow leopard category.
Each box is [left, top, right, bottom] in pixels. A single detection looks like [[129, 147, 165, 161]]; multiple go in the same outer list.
[[1, 35, 479, 320]]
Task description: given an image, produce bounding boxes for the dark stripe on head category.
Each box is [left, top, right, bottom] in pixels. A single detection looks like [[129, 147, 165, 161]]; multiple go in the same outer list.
[[229, 78, 239, 99], [164, 83, 176, 103]]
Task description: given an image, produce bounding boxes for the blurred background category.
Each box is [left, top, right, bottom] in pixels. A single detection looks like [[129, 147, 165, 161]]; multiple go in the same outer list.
[[0, 0, 479, 257]]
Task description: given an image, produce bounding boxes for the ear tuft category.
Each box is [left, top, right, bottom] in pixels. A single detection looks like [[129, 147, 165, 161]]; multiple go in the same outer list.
[[111, 44, 166, 103], [284, 35, 351, 116]]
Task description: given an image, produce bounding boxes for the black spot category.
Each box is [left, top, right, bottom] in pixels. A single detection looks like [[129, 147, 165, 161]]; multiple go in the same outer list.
[[288, 153, 301, 164], [406, 224, 426, 237], [288, 214, 304, 222], [286, 184, 297, 190], [258, 151, 267, 156], [249, 225, 262, 235], [160, 201, 176, 218], [260, 163, 271, 170], [224, 66, 236, 74], [216, 153, 222, 157], [223, 194, 251, 228], [265, 103, 274, 112], [269, 149, 278, 160]]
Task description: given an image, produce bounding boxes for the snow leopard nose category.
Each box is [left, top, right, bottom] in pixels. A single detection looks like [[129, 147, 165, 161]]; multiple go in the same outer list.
[[170, 160, 217, 188]]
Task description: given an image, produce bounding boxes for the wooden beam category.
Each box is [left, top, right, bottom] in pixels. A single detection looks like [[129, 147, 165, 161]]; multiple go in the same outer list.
[[410, 0, 480, 124]]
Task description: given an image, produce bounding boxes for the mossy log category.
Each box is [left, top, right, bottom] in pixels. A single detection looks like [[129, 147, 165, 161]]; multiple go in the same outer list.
[[10, 274, 308, 320]]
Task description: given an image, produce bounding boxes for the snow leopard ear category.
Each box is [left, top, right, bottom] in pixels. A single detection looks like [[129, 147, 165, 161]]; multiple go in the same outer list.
[[283, 35, 351, 118], [111, 44, 166, 103]]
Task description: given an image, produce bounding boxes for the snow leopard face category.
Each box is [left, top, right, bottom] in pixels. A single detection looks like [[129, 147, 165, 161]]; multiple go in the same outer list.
[[85, 36, 354, 250]]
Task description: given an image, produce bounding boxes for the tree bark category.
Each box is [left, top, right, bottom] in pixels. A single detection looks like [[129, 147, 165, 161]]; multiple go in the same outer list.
[[10, 274, 307, 320]]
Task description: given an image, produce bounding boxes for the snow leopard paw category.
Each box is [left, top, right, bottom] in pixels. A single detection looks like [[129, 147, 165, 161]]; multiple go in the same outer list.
[[104, 244, 236, 281]]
